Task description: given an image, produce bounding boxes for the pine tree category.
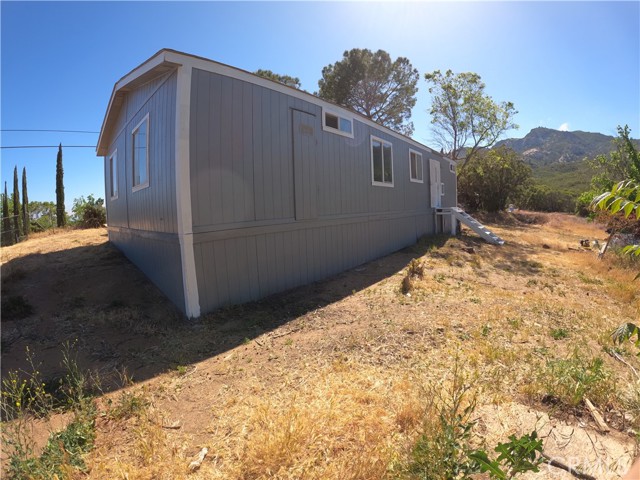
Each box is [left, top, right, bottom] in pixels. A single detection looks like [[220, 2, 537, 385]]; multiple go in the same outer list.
[[56, 143, 65, 227], [2, 182, 12, 246], [12, 165, 20, 239], [22, 167, 30, 238]]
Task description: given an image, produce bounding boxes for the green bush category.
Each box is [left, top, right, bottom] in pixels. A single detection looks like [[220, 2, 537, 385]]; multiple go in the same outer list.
[[537, 351, 613, 407], [518, 184, 575, 213], [71, 195, 106, 229], [458, 147, 531, 212], [575, 190, 599, 217]]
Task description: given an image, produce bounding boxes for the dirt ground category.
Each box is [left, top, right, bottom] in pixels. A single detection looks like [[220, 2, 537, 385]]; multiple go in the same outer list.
[[1, 213, 639, 479]]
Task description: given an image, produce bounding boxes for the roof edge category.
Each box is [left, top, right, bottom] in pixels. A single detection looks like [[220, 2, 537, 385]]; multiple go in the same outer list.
[[96, 48, 452, 164], [96, 50, 182, 156]]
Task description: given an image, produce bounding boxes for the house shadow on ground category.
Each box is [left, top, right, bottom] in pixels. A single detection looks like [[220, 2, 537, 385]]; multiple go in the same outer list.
[[0, 227, 534, 396]]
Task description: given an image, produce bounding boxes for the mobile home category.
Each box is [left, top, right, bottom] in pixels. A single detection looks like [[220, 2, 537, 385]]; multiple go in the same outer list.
[[96, 49, 457, 317]]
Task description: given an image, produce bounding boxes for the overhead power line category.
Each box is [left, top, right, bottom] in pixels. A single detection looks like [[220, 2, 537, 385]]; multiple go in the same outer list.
[[1, 129, 99, 134], [1, 145, 96, 149]]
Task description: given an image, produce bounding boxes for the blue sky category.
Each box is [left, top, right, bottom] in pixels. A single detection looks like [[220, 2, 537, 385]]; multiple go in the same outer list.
[[2, 1, 639, 211]]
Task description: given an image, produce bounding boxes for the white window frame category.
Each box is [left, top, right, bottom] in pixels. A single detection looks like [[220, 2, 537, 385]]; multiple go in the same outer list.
[[322, 107, 354, 138], [108, 150, 118, 200], [409, 149, 424, 183], [450, 163, 455, 172], [370, 135, 394, 187], [132, 113, 150, 192]]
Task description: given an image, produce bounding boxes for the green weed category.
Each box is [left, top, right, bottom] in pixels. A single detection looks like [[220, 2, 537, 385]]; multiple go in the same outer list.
[[406, 360, 544, 480], [407, 363, 480, 479], [550, 328, 569, 340], [6, 403, 96, 479], [481, 324, 492, 337], [577, 271, 603, 285], [107, 391, 148, 420], [536, 350, 613, 407], [1, 343, 98, 479]]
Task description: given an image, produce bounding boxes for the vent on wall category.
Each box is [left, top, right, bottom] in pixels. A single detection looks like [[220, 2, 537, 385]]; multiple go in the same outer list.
[[299, 124, 314, 136]]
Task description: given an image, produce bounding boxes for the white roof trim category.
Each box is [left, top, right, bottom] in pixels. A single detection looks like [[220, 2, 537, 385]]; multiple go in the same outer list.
[[97, 49, 451, 162], [97, 50, 183, 155]]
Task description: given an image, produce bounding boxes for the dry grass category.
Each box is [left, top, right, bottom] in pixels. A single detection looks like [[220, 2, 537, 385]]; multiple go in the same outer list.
[[3, 213, 640, 479]]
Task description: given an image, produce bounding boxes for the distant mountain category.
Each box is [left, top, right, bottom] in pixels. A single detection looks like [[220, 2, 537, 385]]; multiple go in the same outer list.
[[494, 127, 617, 166]]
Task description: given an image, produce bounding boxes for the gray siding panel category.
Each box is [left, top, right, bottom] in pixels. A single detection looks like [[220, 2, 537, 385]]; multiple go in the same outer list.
[[109, 228, 184, 312], [101, 57, 457, 318], [193, 212, 431, 313], [187, 68, 453, 313], [105, 71, 178, 235], [191, 70, 302, 229]]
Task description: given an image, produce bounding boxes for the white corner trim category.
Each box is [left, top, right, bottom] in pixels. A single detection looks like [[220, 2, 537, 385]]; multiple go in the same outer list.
[[174, 65, 201, 318]]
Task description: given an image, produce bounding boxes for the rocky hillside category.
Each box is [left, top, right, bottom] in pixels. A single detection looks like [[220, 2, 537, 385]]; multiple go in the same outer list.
[[495, 127, 616, 166]]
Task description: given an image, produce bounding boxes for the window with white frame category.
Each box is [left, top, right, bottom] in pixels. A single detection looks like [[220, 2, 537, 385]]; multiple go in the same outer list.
[[371, 136, 393, 186], [409, 149, 423, 183], [322, 108, 354, 138], [132, 114, 149, 191], [109, 150, 118, 199]]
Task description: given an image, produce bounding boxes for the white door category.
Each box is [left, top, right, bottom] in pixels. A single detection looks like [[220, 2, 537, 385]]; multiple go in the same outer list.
[[430, 159, 442, 208]]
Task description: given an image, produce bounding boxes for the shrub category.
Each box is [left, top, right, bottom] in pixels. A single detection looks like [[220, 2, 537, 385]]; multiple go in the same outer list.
[[518, 184, 575, 213], [71, 195, 106, 229], [458, 147, 531, 212], [537, 351, 613, 407], [575, 190, 599, 217]]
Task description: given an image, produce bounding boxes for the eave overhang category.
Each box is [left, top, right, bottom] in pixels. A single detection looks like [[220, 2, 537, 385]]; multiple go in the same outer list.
[[96, 50, 182, 156]]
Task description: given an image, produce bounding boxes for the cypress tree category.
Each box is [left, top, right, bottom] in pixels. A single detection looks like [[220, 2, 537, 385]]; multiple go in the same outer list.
[[22, 167, 30, 238], [56, 143, 65, 227], [12, 165, 20, 239], [2, 182, 11, 245]]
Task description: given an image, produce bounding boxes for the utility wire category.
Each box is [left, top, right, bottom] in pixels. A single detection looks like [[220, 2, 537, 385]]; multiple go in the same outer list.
[[1, 145, 96, 149], [1, 129, 99, 134]]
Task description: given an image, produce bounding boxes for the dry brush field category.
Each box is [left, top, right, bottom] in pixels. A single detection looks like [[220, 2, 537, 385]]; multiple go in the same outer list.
[[1, 212, 639, 479]]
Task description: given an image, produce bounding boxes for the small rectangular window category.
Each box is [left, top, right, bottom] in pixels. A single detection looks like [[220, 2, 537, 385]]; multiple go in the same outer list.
[[109, 150, 118, 199], [132, 114, 149, 191], [409, 149, 423, 183], [322, 108, 354, 138], [339, 117, 353, 134], [371, 136, 393, 187], [325, 113, 339, 129]]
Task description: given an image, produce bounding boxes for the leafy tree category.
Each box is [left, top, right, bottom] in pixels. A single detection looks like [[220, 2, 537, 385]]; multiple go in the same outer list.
[[593, 182, 640, 359], [592, 180, 640, 257], [318, 48, 419, 136], [2, 182, 12, 246], [12, 166, 20, 239], [71, 195, 106, 228], [56, 144, 65, 227], [458, 147, 531, 212], [587, 125, 640, 192], [254, 69, 301, 89], [22, 167, 29, 238], [29, 201, 57, 231], [424, 70, 518, 167]]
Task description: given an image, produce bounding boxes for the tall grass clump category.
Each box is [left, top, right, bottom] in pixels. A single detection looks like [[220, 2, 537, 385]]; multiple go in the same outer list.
[[1, 343, 98, 479], [405, 359, 545, 480], [535, 349, 614, 408]]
